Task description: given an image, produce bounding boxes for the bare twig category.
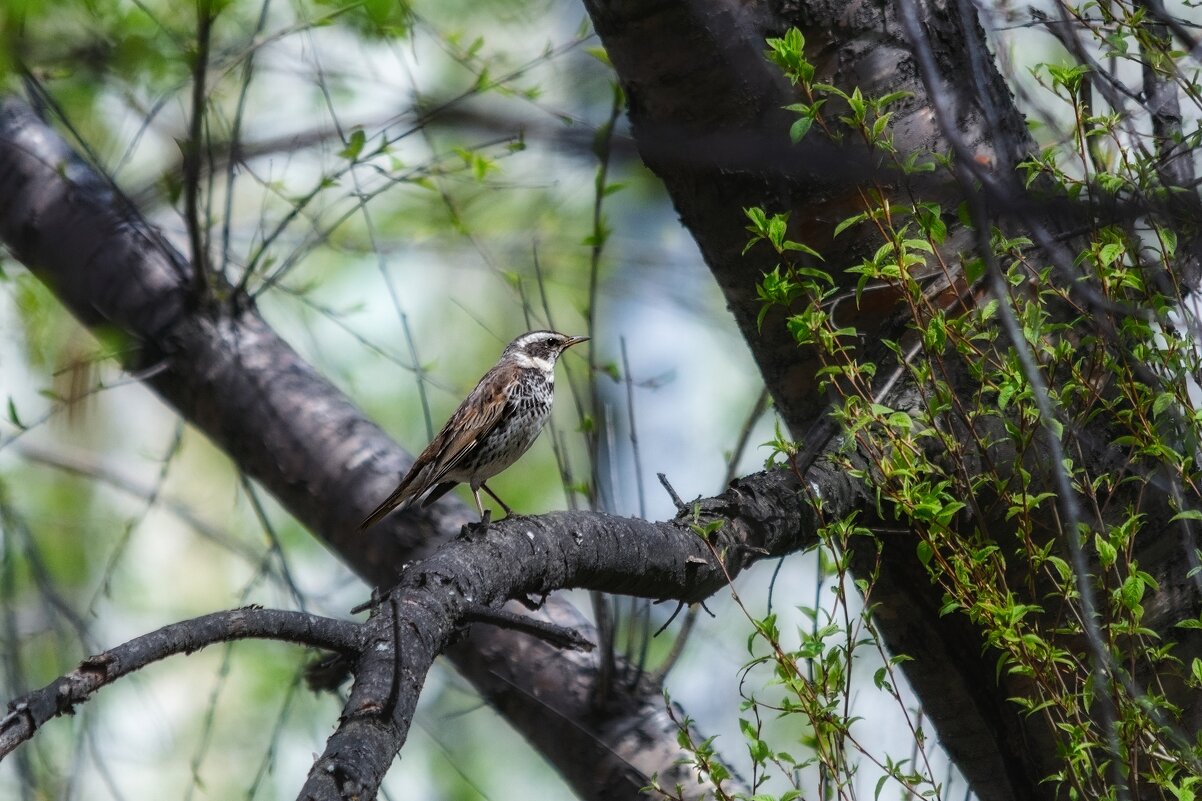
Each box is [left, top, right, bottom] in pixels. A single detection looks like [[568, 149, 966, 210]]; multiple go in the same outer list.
[[183, 0, 214, 297], [657, 473, 686, 512], [15, 440, 259, 566], [620, 337, 647, 518], [722, 388, 770, 488], [0, 608, 361, 759], [649, 606, 697, 684], [463, 604, 594, 652]]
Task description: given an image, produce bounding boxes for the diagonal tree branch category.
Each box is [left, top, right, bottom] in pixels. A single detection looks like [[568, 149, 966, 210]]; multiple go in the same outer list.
[[0, 608, 361, 759]]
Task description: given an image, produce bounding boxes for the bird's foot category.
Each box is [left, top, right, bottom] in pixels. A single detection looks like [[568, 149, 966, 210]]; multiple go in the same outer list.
[[459, 509, 492, 539]]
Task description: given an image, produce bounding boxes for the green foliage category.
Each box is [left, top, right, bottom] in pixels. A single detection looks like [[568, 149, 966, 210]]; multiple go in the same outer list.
[[708, 20, 1202, 801], [661, 508, 944, 801]]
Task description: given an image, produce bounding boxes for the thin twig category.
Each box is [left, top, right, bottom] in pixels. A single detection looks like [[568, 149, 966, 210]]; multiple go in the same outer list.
[[620, 337, 647, 518], [184, 0, 214, 297], [657, 473, 686, 511], [0, 608, 361, 759], [462, 604, 594, 651], [649, 607, 697, 684], [221, 0, 274, 284], [722, 387, 770, 488], [583, 82, 624, 508]]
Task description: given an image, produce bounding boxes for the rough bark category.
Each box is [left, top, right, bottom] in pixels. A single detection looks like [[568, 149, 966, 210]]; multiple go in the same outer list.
[[578, 1, 1186, 800], [0, 609, 361, 758], [298, 471, 845, 800], [583, 0, 1028, 442]]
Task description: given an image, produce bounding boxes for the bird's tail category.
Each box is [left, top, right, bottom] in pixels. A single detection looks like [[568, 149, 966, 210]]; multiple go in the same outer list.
[[358, 484, 416, 531]]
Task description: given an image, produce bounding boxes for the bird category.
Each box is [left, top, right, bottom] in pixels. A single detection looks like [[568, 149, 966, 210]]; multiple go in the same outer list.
[[359, 330, 589, 530]]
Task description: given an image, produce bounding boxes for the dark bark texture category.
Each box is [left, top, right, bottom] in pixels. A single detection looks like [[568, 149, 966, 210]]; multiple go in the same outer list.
[[581, 1, 1049, 798], [0, 609, 361, 758], [584, 0, 1026, 440], [582, 1, 1200, 800], [299, 473, 845, 799]]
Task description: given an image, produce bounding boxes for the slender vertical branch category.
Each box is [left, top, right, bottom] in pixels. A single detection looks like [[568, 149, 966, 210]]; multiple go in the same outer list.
[[620, 337, 646, 519], [184, 0, 214, 298], [722, 387, 770, 488], [222, 0, 274, 283], [584, 81, 623, 509]]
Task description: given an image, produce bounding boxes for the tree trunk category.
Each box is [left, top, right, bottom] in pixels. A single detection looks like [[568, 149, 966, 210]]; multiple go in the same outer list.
[[583, 1, 1201, 799]]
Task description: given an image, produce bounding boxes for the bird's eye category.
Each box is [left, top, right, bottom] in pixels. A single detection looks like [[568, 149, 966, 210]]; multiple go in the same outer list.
[[543, 337, 556, 347]]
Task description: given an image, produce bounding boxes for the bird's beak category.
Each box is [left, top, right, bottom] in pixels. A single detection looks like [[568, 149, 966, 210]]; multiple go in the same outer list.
[[563, 335, 590, 349]]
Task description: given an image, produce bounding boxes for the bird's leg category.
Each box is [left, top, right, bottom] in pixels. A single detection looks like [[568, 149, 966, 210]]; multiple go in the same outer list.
[[461, 486, 492, 537], [480, 482, 515, 517]]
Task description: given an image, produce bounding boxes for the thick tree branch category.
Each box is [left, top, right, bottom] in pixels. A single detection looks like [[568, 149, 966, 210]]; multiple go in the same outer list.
[[0, 608, 359, 759], [300, 464, 844, 801]]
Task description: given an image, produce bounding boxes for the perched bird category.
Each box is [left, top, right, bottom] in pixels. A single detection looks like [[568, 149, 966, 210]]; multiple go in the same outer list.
[[359, 330, 589, 530]]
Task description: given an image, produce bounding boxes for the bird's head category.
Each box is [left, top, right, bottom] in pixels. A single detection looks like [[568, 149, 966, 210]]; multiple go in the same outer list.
[[504, 330, 589, 371]]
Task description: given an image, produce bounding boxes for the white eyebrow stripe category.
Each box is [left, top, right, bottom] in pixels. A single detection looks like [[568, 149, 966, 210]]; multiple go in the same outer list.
[[510, 352, 554, 372]]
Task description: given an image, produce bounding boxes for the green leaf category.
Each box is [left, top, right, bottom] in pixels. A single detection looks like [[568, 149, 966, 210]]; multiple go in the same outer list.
[[768, 214, 788, 250], [871, 113, 891, 141], [1152, 391, 1176, 418], [1159, 226, 1178, 256], [916, 202, 947, 244], [834, 212, 868, 238], [1094, 533, 1116, 569], [339, 129, 366, 160], [789, 115, 814, 143], [782, 240, 823, 258], [6, 397, 24, 430], [876, 90, 914, 106], [997, 382, 1015, 410], [585, 46, 612, 66], [1097, 242, 1123, 266], [847, 87, 866, 118], [1119, 574, 1145, 610]]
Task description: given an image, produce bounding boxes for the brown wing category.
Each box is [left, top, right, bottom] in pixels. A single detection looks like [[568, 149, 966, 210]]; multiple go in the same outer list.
[[358, 363, 514, 530]]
